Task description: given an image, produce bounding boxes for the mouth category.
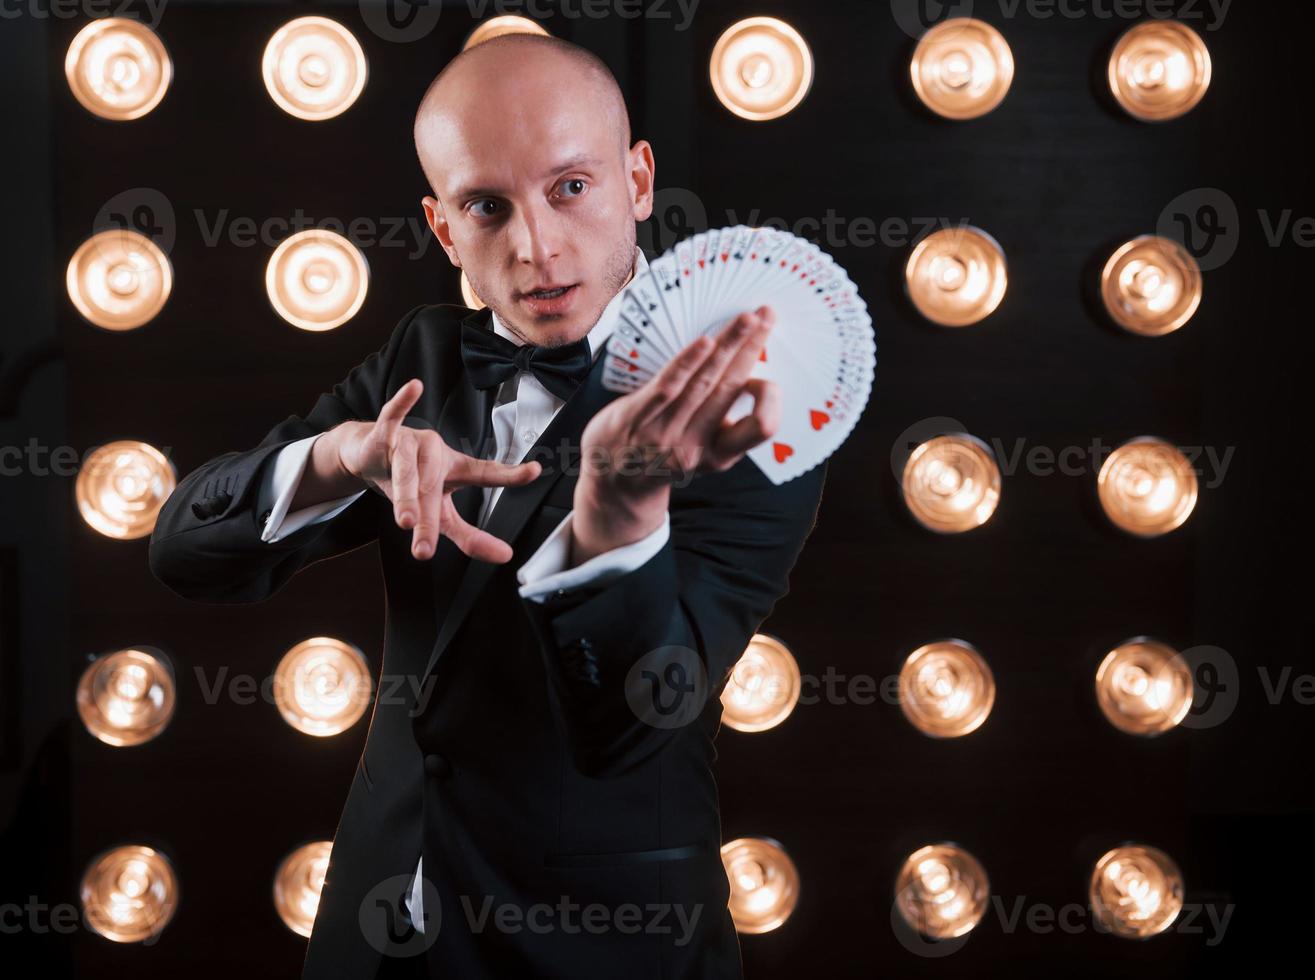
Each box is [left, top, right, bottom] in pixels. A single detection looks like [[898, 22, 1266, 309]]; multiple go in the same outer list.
[[519, 283, 580, 315]]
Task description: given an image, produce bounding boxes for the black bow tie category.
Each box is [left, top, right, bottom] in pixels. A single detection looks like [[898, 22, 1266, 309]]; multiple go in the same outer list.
[[460, 320, 594, 401]]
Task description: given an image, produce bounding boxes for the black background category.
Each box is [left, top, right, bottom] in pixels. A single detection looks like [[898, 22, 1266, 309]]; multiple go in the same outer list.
[[1, 0, 1310, 976]]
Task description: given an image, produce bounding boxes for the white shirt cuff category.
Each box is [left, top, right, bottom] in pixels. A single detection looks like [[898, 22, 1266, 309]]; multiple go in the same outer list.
[[259, 434, 366, 544], [516, 509, 670, 603]]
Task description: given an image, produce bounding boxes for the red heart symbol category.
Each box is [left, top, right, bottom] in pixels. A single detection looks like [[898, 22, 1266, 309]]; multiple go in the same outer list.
[[698, 259, 706, 268], [826, 400, 834, 408], [758, 348, 766, 361], [629, 349, 639, 358], [773, 442, 794, 463], [720, 252, 729, 262], [810, 410, 830, 430]]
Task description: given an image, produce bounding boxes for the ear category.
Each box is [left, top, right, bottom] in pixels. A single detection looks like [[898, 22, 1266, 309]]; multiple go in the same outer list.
[[627, 140, 655, 223], [421, 195, 460, 267]]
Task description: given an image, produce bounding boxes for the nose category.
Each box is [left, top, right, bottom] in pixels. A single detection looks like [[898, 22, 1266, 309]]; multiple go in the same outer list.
[[510, 199, 563, 271]]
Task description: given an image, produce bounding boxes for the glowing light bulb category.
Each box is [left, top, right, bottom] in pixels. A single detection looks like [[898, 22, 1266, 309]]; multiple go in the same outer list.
[[1100, 235, 1202, 336], [906, 226, 1007, 326], [65, 17, 172, 120], [894, 843, 989, 939], [1097, 437, 1198, 536], [1095, 638, 1193, 735], [273, 840, 334, 937], [464, 15, 550, 50], [75, 440, 176, 540], [265, 230, 369, 330], [901, 433, 1001, 533], [81, 845, 179, 943], [67, 229, 172, 330], [273, 637, 372, 736], [721, 837, 800, 934], [899, 640, 995, 737], [710, 18, 813, 121], [1108, 21, 1211, 121], [77, 647, 176, 746], [721, 634, 801, 733], [262, 17, 367, 121], [910, 19, 1014, 120], [1090, 844, 1185, 937]]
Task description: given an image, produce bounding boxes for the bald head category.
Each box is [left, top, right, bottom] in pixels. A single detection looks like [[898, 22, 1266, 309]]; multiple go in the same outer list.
[[413, 33, 631, 195], [410, 31, 654, 349]]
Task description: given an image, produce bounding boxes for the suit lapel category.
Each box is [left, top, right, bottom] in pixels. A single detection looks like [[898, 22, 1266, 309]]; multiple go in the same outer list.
[[422, 308, 622, 686]]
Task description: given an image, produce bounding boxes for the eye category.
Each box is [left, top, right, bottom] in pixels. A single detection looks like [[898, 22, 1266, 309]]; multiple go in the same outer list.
[[557, 178, 587, 199], [467, 199, 500, 219]]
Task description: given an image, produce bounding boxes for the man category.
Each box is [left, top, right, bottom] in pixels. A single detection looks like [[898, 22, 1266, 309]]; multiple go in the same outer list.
[[149, 33, 826, 980]]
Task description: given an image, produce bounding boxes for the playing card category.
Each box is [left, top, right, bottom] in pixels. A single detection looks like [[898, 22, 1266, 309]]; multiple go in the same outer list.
[[604, 226, 876, 484]]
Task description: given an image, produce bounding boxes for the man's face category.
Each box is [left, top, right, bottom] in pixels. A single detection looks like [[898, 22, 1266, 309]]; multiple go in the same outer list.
[[418, 65, 653, 349]]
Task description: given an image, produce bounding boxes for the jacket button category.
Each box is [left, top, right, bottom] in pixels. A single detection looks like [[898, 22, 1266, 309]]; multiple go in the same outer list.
[[424, 753, 451, 777]]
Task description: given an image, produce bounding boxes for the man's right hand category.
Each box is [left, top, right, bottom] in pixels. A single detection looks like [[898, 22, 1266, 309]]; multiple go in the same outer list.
[[325, 378, 541, 563]]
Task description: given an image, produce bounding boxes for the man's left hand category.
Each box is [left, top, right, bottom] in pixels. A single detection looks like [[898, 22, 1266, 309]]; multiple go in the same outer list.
[[570, 305, 780, 565]]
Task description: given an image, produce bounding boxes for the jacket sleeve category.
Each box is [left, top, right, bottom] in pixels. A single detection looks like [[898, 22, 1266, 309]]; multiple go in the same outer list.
[[147, 306, 423, 603], [518, 456, 828, 778]]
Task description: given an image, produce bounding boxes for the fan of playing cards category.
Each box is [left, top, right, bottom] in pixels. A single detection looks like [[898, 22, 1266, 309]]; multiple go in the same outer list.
[[602, 226, 876, 485]]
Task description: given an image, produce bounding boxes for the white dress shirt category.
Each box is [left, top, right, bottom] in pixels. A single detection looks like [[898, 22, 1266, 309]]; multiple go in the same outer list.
[[254, 245, 669, 933]]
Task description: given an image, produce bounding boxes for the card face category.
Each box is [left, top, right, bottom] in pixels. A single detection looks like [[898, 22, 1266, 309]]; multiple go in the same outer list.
[[604, 226, 876, 485]]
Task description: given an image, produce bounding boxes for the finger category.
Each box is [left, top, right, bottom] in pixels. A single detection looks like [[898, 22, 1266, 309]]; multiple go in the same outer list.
[[708, 377, 780, 468], [433, 495, 515, 564], [387, 427, 421, 528], [670, 307, 773, 435], [630, 330, 719, 427], [444, 453, 542, 490], [376, 379, 423, 445], [409, 436, 445, 559]]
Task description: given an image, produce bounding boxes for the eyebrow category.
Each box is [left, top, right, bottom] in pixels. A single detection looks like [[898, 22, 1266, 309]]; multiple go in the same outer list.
[[451, 153, 603, 202]]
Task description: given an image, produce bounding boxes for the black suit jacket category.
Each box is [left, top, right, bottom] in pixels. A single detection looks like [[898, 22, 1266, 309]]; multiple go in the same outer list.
[[148, 303, 827, 979]]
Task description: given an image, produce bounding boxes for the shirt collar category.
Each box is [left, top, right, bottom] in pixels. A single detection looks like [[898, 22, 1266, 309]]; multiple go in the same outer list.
[[489, 245, 648, 361]]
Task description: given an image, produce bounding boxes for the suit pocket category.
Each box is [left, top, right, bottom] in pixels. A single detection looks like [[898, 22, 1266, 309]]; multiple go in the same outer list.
[[543, 841, 707, 869]]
